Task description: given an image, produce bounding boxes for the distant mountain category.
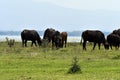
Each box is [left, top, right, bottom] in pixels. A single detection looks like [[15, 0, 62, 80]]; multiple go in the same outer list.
[[0, 31, 110, 37], [0, 1, 120, 31], [0, 31, 21, 36]]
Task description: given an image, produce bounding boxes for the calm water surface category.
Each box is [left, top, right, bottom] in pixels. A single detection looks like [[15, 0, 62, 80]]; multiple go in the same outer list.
[[0, 35, 81, 42]]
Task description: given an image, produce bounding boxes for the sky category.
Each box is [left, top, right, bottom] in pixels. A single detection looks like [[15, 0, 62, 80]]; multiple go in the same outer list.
[[0, 0, 120, 31], [35, 0, 120, 11]]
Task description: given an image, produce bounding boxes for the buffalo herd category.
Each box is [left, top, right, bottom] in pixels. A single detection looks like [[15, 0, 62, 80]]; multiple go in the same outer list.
[[107, 29, 120, 49], [21, 28, 67, 49], [81, 29, 120, 50], [20, 28, 120, 50]]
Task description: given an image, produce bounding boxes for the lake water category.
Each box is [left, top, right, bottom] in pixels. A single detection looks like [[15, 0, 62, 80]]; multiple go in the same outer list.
[[0, 35, 81, 42]]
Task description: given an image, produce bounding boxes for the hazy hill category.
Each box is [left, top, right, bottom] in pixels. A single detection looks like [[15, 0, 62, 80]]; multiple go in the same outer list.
[[0, 1, 120, 31], [0, 31, 110, 37]]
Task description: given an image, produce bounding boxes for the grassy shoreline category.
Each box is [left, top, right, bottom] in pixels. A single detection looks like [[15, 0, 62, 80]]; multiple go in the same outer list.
[[0, 42, 120, 80]]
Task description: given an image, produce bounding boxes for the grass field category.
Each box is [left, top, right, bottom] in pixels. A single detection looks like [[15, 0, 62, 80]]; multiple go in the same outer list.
[[0, 42, 120, 80]]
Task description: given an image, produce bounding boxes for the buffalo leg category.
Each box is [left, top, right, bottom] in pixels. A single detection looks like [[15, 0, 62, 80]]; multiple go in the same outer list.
[[98, 43, 101, 50], [110, 44, 112, 50], [65, 40, 67, 47], [34, 41, 37, 46], [115, 44, 119, 50], [118, 44, 119, 49], [61, 40, 64, 48], [116, 44, 119, 49], [22, 40, 25, 47], [52, 41, 55, 48], [55, 43, 58, 49], [83, 41, 86, 50], [31, 41, 37, 47], [25, 40, 27, 47], [93, 42, 96, 50], [31, 41, 34, 47]]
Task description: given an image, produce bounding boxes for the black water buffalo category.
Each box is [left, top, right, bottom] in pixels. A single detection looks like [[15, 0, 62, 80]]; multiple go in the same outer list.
[[107, 33, 120, 49], [21, 29, 42, 47], [61, 32, 67, 48], [52, 31, 62, 48], [43, 28, 55, 42], [43, 28, 62, 48], [113, 29, 120, 36], [81, 30, 105, 50]]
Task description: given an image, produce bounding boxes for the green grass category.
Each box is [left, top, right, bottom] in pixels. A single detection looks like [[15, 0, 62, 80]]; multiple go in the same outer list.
[[0, 42, 120, 80]]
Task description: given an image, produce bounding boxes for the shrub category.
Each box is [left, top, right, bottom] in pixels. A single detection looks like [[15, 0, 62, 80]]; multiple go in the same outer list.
[[68, 57, 82, 74]]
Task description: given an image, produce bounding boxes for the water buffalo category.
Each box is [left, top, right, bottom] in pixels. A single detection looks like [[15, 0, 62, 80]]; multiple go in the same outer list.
[[21, 29, 42, 47], [52, 31, 62, 49], [61, 32, 67, 47], [43, 28, 62, 48], [113, 29, 120, 36], [43, 28, 55, 42], [81, 30, 105, 50], [107, 33, 120, 49]]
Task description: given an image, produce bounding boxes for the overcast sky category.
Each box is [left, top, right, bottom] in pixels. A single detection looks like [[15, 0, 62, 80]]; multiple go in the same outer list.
[[35, 0, 120, 11], [0, 0, 120, 31]]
